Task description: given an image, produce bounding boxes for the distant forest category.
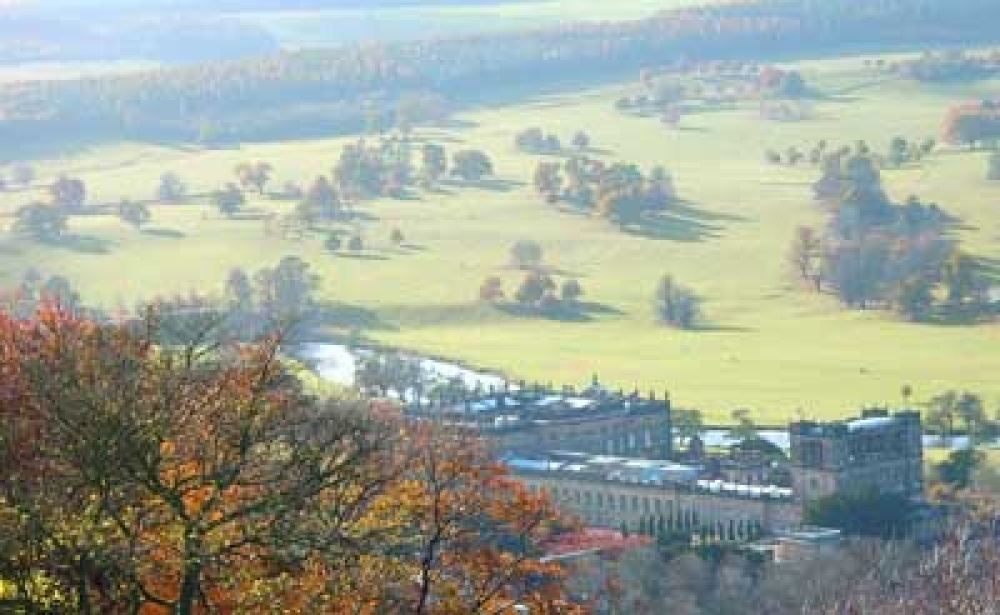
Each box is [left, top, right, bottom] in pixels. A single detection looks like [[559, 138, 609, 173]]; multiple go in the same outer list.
[[0, 11, 277, 64], [2, 0, 998, 145]]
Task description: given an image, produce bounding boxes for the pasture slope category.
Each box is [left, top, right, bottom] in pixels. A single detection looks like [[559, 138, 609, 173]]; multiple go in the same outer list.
[[1, 53, 998, 424]]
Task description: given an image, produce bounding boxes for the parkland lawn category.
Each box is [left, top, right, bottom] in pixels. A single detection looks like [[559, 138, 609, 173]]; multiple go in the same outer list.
[[1, 53, 998, 424]]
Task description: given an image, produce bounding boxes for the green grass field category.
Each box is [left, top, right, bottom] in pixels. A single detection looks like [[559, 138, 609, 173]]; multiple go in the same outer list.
[[1, 52, 998, 424]]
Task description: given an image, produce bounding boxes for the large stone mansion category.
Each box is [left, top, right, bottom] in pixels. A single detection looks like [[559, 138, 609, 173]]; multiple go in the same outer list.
[[406, 382, 924, 539]]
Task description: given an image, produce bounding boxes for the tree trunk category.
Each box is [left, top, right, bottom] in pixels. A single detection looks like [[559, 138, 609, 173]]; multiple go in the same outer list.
[[176, 532, 202, 615], [176, 563, 202, 615]]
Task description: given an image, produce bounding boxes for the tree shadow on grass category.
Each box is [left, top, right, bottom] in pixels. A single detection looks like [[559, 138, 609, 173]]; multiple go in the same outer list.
[[623, 200, 748, 243], [229, 209, 272, 221], [498, 300, 624, 323], [337, 252, 390, 261], [43, 234, 115, 254], [314, 301, 397, 332], [688, 322, 754, 333], [443, 177, 526, 193], [142, 227, 186, 239]]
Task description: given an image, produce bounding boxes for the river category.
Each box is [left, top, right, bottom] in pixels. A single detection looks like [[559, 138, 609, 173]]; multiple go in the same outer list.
[[298, 343, 988, 452]]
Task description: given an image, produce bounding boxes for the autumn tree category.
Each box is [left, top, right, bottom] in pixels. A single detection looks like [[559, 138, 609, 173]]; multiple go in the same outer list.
[[157, 171, 187, 203], [0, 307, 583, 614], [118, 199, 151, 230], [235, 161, 273, 195], [479, 276, 505, 302], [0, 307, 387, 613]]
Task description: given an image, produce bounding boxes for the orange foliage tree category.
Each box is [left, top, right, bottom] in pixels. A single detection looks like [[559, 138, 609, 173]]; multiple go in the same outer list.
[[0, 305, 584, 614]]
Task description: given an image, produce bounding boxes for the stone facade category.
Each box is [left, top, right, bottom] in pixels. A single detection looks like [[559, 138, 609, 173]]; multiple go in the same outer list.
[[789, 409, 923, 503], [408, 383, 673, 458], [516, 468, 801, 537]]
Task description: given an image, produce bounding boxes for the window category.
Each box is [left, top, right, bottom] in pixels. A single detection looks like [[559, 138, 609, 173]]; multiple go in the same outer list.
[[632, 496, 639, 512]]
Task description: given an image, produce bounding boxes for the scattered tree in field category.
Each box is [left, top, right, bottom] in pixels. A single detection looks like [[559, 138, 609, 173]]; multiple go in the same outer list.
[[515, 128, 561, 154], [572, 131, 591, 151], [212, 182, 245, 217], [252, 255, 318, 320], [118, 199, 151, 230], [561, 278, 583, 303], [157, 171, 187, 203], [988, 151, 1000, 180], [789, 226, 823, 290], [889, 275, 934, 322], [419, 142, 447, 187], [235, 161, 273, 195], [533, 156, 675, 227], [943, 100, 1000, 149], [12, 163, 35, 188], [223, 267, 255, 314], [801, 151, 987, 320], [297, 176, 340, 224], [48, 175, 86, 213], [279, 180, 304, 201], [655, 275, 701, 329], [511, 239, 543, 270], [390, 228, 405, 247], [355, 352, 425, 398], [335, 138, 415, 200], [888, 136, 910, 167], [515, 272, 556, 306], [451, 149, 494, 181], [479, 276, 505, 302], [324, 234, 343, 252], [533, 162, 563, 200], [12, 202, 67, 240]]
